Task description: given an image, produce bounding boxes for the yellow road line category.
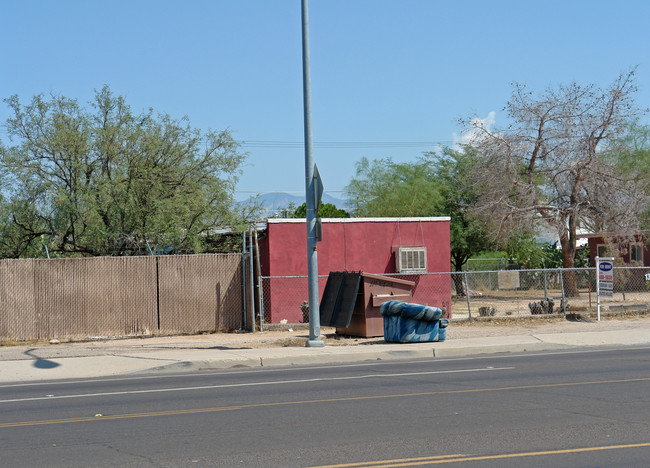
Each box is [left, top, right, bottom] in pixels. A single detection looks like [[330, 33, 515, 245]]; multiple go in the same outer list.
[[309, 443, 650, 467], [0, 406, 245, 428], [308, 454, 466, 467], [1, 376, 649, 429]]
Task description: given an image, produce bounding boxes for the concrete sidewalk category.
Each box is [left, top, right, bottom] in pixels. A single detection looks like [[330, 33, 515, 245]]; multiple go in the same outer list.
[[2, 318, 650, 384]]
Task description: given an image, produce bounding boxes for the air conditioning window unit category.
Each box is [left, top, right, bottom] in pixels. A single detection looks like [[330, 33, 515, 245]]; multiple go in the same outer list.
[[396, 247, 427, 273]]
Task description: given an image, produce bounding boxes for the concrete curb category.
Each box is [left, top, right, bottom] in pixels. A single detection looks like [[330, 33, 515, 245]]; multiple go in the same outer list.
[[3, 326, 650, 384]]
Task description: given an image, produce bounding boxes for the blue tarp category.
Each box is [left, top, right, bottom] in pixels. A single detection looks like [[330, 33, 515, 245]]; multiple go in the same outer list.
[[380, 300, 448, 343]]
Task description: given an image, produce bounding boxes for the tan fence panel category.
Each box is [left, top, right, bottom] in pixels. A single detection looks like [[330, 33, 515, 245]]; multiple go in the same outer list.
[[33, 257, 158, 340], [158, 254, 243, 334], [0, 259, 38, 341], [82, 257, 158, 337]]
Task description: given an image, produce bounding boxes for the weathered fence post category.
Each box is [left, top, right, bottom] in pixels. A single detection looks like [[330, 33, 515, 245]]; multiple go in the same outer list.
[[560, 269, 566, 316], [464, 271, 472, 319]]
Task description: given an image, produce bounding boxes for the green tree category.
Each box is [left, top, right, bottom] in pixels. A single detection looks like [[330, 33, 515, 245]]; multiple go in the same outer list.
[[504, 232, 546, 268], [290, 202, 350, 218], [345, 157, 443, 217], [0, 87, 247, 257], [604, 119, 650, 231], [423, 146, 491, 273], [345, 149, 493, 288], [464, 71, 646, 295]]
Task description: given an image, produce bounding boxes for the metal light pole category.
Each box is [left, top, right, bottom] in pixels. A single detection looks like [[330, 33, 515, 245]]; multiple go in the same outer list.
[[301, 0, 324, 347]]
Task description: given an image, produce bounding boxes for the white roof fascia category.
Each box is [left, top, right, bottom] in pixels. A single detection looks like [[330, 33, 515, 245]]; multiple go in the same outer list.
[[266, 217, 450, 224]]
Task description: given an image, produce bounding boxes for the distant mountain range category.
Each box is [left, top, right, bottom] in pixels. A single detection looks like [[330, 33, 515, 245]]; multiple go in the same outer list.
[[239, 192, 350, 218]]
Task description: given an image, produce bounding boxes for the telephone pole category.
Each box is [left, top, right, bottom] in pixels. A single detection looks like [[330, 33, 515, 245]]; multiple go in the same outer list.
[[301, 0, 324, 347]]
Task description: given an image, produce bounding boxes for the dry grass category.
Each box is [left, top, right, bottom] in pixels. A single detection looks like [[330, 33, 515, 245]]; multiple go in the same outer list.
[[0, 338, 45, 347]]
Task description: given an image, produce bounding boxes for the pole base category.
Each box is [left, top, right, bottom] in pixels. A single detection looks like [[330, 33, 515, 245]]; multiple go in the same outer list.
[[305, 339, 325, 348]]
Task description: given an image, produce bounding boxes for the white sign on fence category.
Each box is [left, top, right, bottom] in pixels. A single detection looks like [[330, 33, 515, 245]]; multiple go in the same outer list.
[[596, 257, 614, 321], [599, 281, 613, 295], [597, 258, 614, 297]]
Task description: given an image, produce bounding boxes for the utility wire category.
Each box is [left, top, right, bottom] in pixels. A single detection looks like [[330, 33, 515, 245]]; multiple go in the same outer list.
[[0, 126, 452, 148], [236, 190, 346, 194], [240, 140, 452, 148], [0, 126, 450, 147]]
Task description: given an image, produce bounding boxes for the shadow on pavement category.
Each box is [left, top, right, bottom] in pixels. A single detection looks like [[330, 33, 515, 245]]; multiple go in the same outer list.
[[24, 348, 61, 369], [208, 346, 253, 351]]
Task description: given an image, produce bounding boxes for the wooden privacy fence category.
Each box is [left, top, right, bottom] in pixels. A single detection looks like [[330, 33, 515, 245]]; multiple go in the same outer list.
[[0, 254, 244, 341]]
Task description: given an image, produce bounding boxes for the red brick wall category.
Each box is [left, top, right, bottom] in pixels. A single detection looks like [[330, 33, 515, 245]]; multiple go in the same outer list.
[[587, 236, 650, 267], [260, 218, 451, 323]]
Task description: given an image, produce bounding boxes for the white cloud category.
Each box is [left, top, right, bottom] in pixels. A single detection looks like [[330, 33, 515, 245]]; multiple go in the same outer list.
[[452, 111, 496, 150]]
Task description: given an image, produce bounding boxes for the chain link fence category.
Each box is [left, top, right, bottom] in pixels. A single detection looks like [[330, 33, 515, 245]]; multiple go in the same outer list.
[[0, 254, 245, 342], [456, 267, 650, 318], [260, 266, 650, 325], [464, 258, 507, 271], [4, 260, 648, 340], [259, 272, 453, 326]]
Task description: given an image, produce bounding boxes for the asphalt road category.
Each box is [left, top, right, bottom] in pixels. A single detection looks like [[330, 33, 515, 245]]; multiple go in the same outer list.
[[1, 347, 650, 467]]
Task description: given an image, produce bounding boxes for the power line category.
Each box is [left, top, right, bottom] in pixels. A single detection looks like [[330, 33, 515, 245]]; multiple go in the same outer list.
[[0, 127, 452, 147], [0, 127, 454, 148], [236, 190, 346, 194], [240, 140, 452, 149]]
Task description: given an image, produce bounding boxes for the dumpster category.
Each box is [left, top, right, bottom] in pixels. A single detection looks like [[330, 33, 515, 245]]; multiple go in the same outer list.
[[319, 271, 415, 337], [379, 300, 447, 342]]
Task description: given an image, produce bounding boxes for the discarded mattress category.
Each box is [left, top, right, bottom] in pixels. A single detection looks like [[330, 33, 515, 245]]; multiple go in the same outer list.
[[380, 300, 448, 343]]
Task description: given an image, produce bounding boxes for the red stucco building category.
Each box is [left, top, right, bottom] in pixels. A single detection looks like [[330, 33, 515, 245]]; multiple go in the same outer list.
[[257, 217, 451, 323], [582, 233, 650, 267]]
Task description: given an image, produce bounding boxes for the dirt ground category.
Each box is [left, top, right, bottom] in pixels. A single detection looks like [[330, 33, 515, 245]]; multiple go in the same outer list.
[[44, 312, 650, 351], [450, 291, 650, 318], [238, 313, 650, 348]]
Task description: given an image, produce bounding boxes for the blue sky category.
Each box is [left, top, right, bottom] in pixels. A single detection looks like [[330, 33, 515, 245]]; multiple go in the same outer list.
[[1, 0, 649, 201]]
